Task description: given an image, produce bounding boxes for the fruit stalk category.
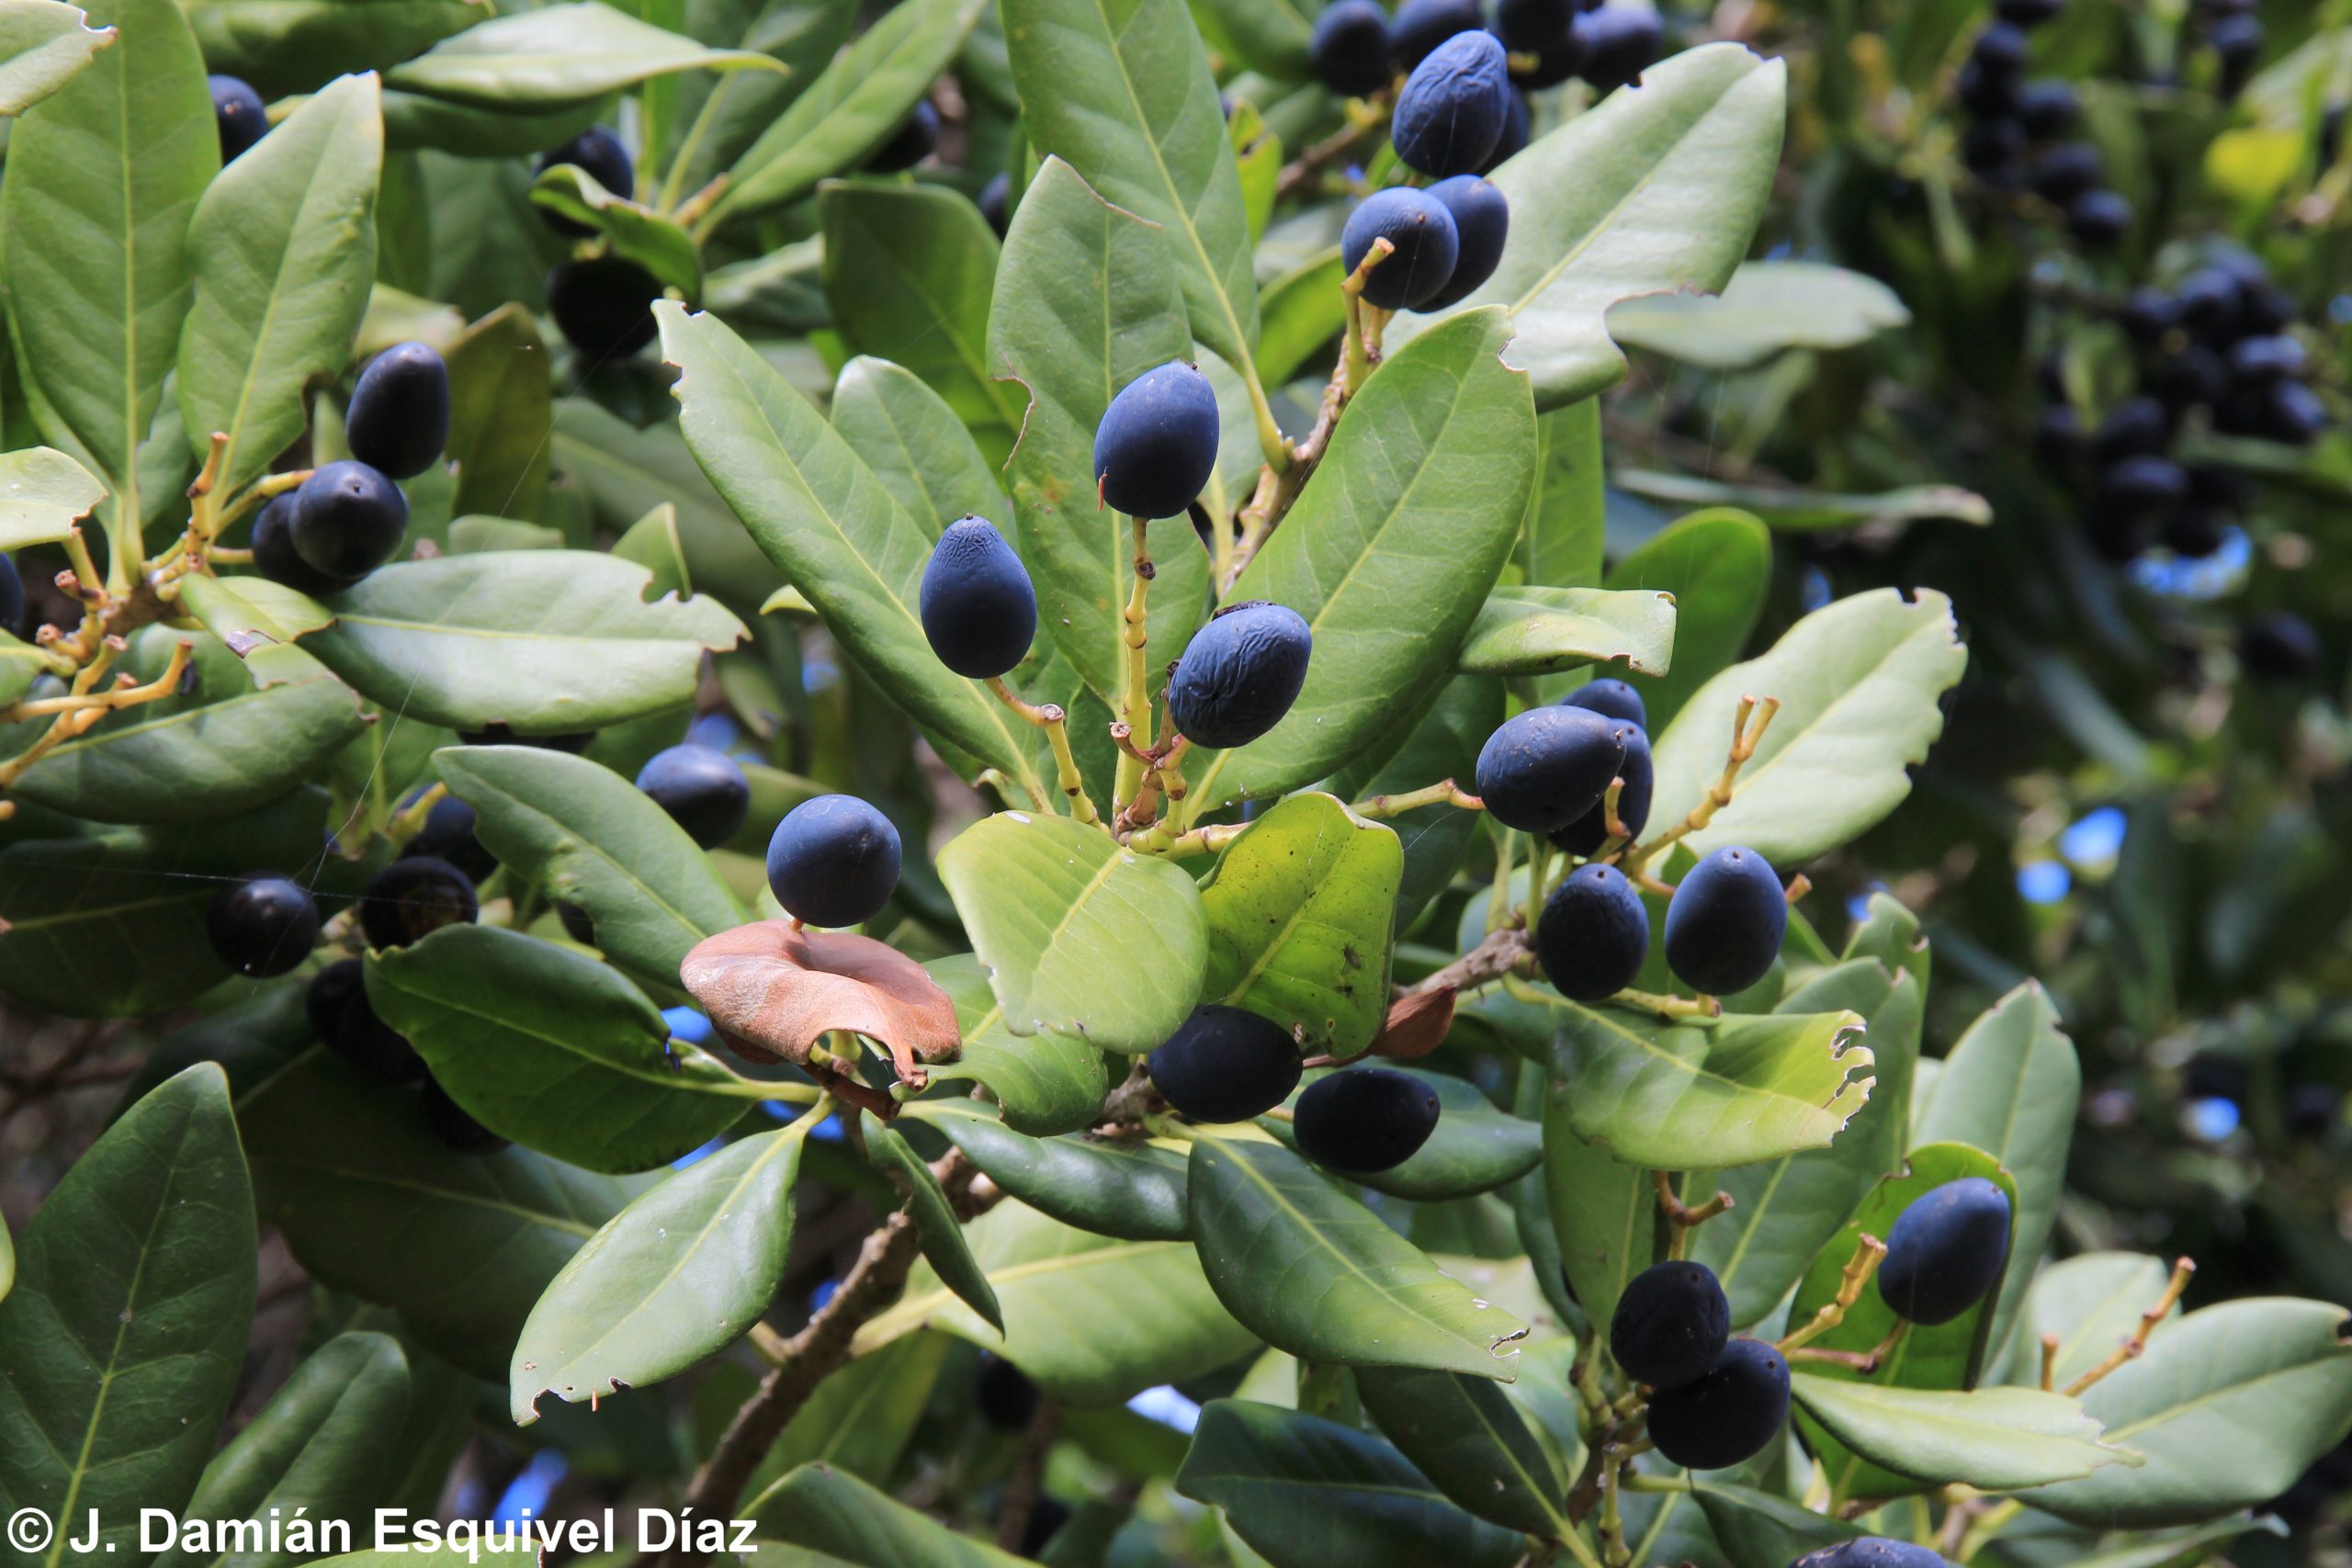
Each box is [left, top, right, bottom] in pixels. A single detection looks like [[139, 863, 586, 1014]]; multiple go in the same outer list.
[[2061, 1254, 2195, 1395], [1349, 777, 1484, 818], [1620, 694, 1781, 884], [1777, 1233, 1890, 1354], [987, 680, 1101, 827]]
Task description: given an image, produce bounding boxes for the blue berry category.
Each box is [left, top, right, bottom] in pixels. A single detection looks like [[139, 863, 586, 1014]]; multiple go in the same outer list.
[[1342, 187, 1461, 310], [1474, 705, 1628, 833], [767, 795, 901, 928], [1420, 175, 1510, 310], [1536, 864, 1649, 1002], [636, 743, 752, 849], [1392, 30, 1510, 177], [920, 516, 1036, 680], [1663, 845, 1786, 996], [345, 341, 449, 481], [1878, 1177, 2012, 1325], [1093, 362, 1221, 519], [1167, 601, 1313, 749], [289, 460, 407, 580]]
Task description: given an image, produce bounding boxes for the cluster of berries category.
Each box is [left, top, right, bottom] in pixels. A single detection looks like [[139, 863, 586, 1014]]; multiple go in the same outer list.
[[1310, 0, 1663, 119], [1953, 0, 2138, 247], [253, 342, 447, 596]]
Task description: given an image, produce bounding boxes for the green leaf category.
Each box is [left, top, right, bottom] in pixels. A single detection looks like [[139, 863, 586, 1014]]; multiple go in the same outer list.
[[368, 924, 760, 1173], [528, 164, 701, 300], [660, 0, 858, 195], [179, 570, 335, 652], [551, 396, 780, 610], [1267, 1067, 1542, 1203], [922, 953, 1111, 1136], [435, 744, 747, 999], [444, 303, 552, 520], [902, 1100, 1190, 1242], [658, 303, 1047, 797], [1544, 1001, 1873, 1170], [1190, 0, 1309, 77], [1542, 1089, 1658, 1337], [713, 0, 985, 222], [1356, 1367, 1570, 1537], [1256, 249, 1345, 389], [1616, 472, 1993, 533], [1607, 260, 1911, 370], [2023, 1253, 2182, 1395], [1389, 43, 1785, 411], [742, 1332, 952, 1504], [985, 156, 1207, 708], [1186, 310, 1538, 813], [183, 0, 473, 100], [867, 1122, 1002, 1331], [512, 1117, 816, 1423], [0, 0, 114, 115], [1001, 0, 1260, 370], [0, 1066, 255, 1568], [935, 809, 1207, 1053], [1339, 673, 1499, 935], [2, 0, 212, 513], [385, 1, 783, 107], [831, 355, 1010, 537], [1598, 507, 1770, 733], [0, 444, 104, 548], [754, 1464, 1028, 1567], [1457, 585, 1678, 678], [1175, 1400, 1523, 1568], [299, 550, 747, 733], [1649, 587, 1968, 864], [1199, 792, 1400, 1055], [2027, 1298, 2352, 1528], [854, 1200, 1258, 1404], [1691, 1483, 1860, 1568], [1186, 1135, 1528, 1380], [152, 1332, 411, 1568], [176, 72, 381, 498], [1521, 399, 1605, 592], [1789, 1374, 2137, 1491]]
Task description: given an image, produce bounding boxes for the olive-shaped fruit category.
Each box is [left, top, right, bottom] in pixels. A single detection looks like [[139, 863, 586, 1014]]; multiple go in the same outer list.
[[1166, 600, 1313, 749], [2118, 287, 2178, 345], [1611, 1260, 1731, 1391], [206, 873, 321, 978], [2029, 141, 2104, 205], [1311, 0, 1393, 96], [1474, 705, 1628, 834], [333, 987, 425, 1084], [359, 856, 480, 951], [1551, 725, 1650, 856], [547, 254, 663, 363], [1969, 20, 2029, 77], [536, 127, 633, 235], [1419, 175, 1509, 310], [1791, 1540, 1953, 1568], [1563, 678, 1647, 729], [1645, 1337, 1790, 1471], [2098, 454, 2188, 520], [1482, 86, 1532, 170], [1389, 0, 1480, 69], [304, 957, 365, 1044], [0, 553, 19, 634], [252, 492, 360, 598], [1516, 31, 1584, 89], [422, 1076, 510, 1155], [636, 743, 752, 849], [2150, 344, 2227, 412], [920, 516, 1037, 679], [2163, 507, 2228, 559], [1392, 30, 1510, 177], [2092, 396, 2171, 462], [1293, 1066, 1442, 1172], [2212, 14, 2262, 97], [345, 341, 450, 480], [2032, 405, 2084, 469], [1092, 361, 1221, 519], [210, 75, 268, 163], [1536, 864, 1649, 1002], [2240, 610, 2321, 680], [2264, 379, 2330, 445], [2015, 79, 2078, 141], [1960, 119, 2024, 183], [2231, 333, 2307, 385], [1663, 845, 1786, 997], [1148, 1006, 1303, 1123], [2065, 188, 2132, 247], [411, 795, 497, 884], [1573, 2, 1662, 92], [866, 100, 940, 173], [978, 173, 1012, 236], [2174, 266, 2241, 335], [1496, 0, 1574, 53], [289, 459, 408, 580], [1878, 1177, 2012, 1326], [1341, 187, 1461, 310], [766, 794, 901, 928]]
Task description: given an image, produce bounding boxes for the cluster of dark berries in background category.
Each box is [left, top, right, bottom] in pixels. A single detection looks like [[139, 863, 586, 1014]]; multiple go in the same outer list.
[[1953, 0, 2136, 247], [1792, 1540, 1954, 1567], [1309, 0, 1663, 118], [254, 340, 447, 598]]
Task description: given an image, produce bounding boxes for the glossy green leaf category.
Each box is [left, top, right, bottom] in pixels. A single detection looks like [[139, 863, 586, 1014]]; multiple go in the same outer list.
[[1457, 586, 1678, 677], [178, 570, 335, 652], [935, 809, 1207, 1053], [830, 355, 1010, 537], [1175, 1400, 1522, 1568], [1187, 310, 1538, 812], [922, 953, 1111, 1135], [1650, 587, 1968, 864], [660, 0, 859, 195], [1598, 507, 1770, 732], [176, 72, 380, 497], [903, 1100, 1190, 1242], [512, 1116, 815, 1423], [1691, 1483, 1860, 1568], [528, 164, 701, 300], [1340, 673, 1499, 935], [1256, 249, 1345, 388], [0, 1066, 255, 1568], [1790, 1374, 2136, 1491], [1191, 0, 1309, 77], [1541, 1069, 1658, 1335], [1187, 1135, 1527, 1380], [1356, 1366, 1570, 1537], [0, 445, 105, 548], [755, 1464, 1027, 1567], [385, 1, 782, 107], [1617, 471, 1992, 532], [443, 303, 551, 520], [183, 0, 473, 99], [2023, 1253, 2183, 1394], [1521, 399, 1605, 592], [556, 397, 782, 607], [0, 0, 114, 114], [1607, 260, 1911, 370], [867, 1122, 1002, 1331], [1267, 1067, 1541, 1203]]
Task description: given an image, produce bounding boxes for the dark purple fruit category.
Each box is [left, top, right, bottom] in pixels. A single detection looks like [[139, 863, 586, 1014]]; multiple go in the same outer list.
[[2229, 333, 2307, 385], [2240, 611, 2321, 680], [289, 460, 407, 579], [1311, 0, 1394, 96], [2263, 379, 2330, 445], [1573, 2, 1663, 92], [1970, 21, 2030, 78], [536, 127, 632, 235], [2029, 141, 2104, 204], [1663, 845, 1786, 997], [2015, 79, 2077, 141], [547, 254, 662, 363], [1535, 864, 1649, 1002], [1476, 705, 1628, 834], [635, 743, 752, 849], [1392, 30, 1510, 177], [1646, 1337, 1789, 1471], [1293, 1066, 1442, 1173], [345, 341, 449, 480], [333, 987, 424, 1084], [207, 873, 320, 978], [1342, 186, 1461, 310], [358, 856, 479, 951], [921, 516, 1036, 679], [2092, 396, 2172, 462], [865, 100, 939, 173], [978, 173, 1011, 236], [766, 795, 900, 928], [422, 1076, 509, 1155], [1420, 175, 1509, 310], [1792, 1540, 1953, 1568], [1611, 1260, 1730, 1390], [1388, 0, 1480, 69], [1148, 1005, 1302, 1123], [2098, 454, 2188, 520], [1482, 86, 1532, 169], [304, 958, 365, 1044], [210, 75, 267, 163], [252, 492, 361, 598], [1564, 678, 1646, 728], [1166, 600, 1313, 750], [2118, 287, 2179, 344], [1093, 361, 1220, 519], [1495, 0, 1575, 53], [977, 1353, 1041, 1428], [2065, 188, 2132, 246], [1878, 1176, 2011, 1325], [411, 795, 496, 884], [1550, 725, 1650, 856]]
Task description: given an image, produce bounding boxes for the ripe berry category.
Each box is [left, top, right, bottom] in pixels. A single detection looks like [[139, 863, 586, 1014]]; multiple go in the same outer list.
[[1566, 679, 1646, 729], [411, 796, 496, 883], [1574, 3, 1663, 92], [1970, 21, 2030, 78], [2098, 455, 2188, 520], [333, 987, 424, 1084], [2118, 287, 2179, 345], [978, 174, 1011, 236], [2241, 610, 2322, 680], [1792, 1540, 1953, 1568], [1341, 187, 1461, 310], [1516, 33, 1584, 90], [2174, 266, 2241, 336], [304, 958, 365, 1043], [1611, 1260, 1730, 1390], [1475, 705, 1629, 834], [536, 127, 632, 234], [2150, 344, 2227, 412], [345, 342, 450, 480], [1292, 1066, 1442, 1173], [290, 460, 407, 580], [1878, 1177, 2011, 1325], [865, 101, 940, 173], [2015, 79, 2078, 141], [207, 874, 320, 978], [359, 856, 480, 951], [2065, 188, 2132, 247], [1388, 0, 1480, 69], [1166, 600, 1313, 749], [209, 75, 267, 163], [2092, 396, 2172, 462], [1482, 87, 1532, 171], [2211, 14, 2263, 97], [1421, 175, 1509, 310], [1092, 362, 1221, 519], [1536, 864, 1649, 1002], [1955, 60, 2017, 118], [2029, 141, 2104, 205], [1495, 0, 1574, 54], [1645, 1337, 1789, 1471], [2032, 406, 2084, 470], [1392, 30, 1510, 177], [548, 254, 663, 362], [1960, 118, 2024, 183], [251, 493, 357, 598], [2240, 280, 2299, 334], [1550, 725, 1650, 855], [0, 554, 19, 634], [1148, 1005, 1302, 1123], [2230, 333, 2307, 385], [635, 743, 752, 849], [977, 1353, 1041, 1428], [1663, 845, 1786, 997], [1311, 0, 1394, 96], [2162, 507, 2228, 558], [766, 795, 901, 928], [2264, 379, 2330, 445], [920, 516, 1036, 679]]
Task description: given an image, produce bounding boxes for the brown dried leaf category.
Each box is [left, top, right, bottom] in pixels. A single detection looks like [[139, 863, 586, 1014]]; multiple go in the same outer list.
[[681, 920, 961, 1089], [1370, 984, 1456, 1060]]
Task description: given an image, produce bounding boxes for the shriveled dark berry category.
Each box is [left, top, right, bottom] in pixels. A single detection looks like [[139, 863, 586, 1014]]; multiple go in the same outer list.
[[2065, 187, 2132, 246], [252, 492, 360, 598], [1475, 705, 1628, 834], [636, 743, 752, 849], [1535, 864, 1648, 1002], [1148, 1005, 1302, 1123], [333, 987, 424, 1084], [1646, 1337, 1789, 1471], [1166, 600, 1313, 750], [359, 856, 480, 951], [1663, 845, 1787, 997], [1293, 1066, 1442, 1173], [1574, 2, 1663, 92], [207, 873, 320, 978], [209, 75, 268, 163], [1878, 1176, 2011, 1325], [1342, 186, 1461, 310], [921, 517, 1037, 680], [1388, 0, 1480, 70], [1792, 1540, 1953, 1568], [547, 254, 663, 363], [2241, 611, 2322, 680], [345, 341, 449, 480], [1550, 725, 1650, 855], [422, 1076, 509, 1155], [865, 100, 939, 173], [305, 958, 366, 1044], [1420, 175, 1509, 310], [1392, 30, 1510, 177], [1311, 0, 1394, 96], [536, 127, 632, 234], [1611, 1260, 1730, 1391], [1093, 361, 1220, 519], [411, 795, 497, 884], [1564, 678, 1646, 729], [1495, 0, 1574, 54], [289, 460, 407, 580], [766, 794, 900, 928]]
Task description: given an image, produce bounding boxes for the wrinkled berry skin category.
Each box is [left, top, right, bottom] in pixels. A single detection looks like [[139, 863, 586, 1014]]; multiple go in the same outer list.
[[1392, 30, 1510, 177], [2240, 610, 2321, 681], [210, 75, 267, 163], [334, 988, 425, 1084], [1293, 1066, 1442, 1173], [1879, 1177, 2012, 1326], [767, 794, 901, 928], [635, 743, 752, 849], [1389, 0, 1480, 69], [548, 255, 663, 362], [305, 958, 365, 1043], [1342, 187, 1461, 310], [1093, 362, 1221, 519], [1474, 705, 1628, 834], [253, 492, 359, 598], [1664, 845, 1787, 997], [1536, 864, 1648, 1002], [412, 796, 497, 884], [207, 874, 321, 978], [1420, 175, 1509, 310], [423, 1077, 510, 1155], [1574, 3, 1662, 92], [345, 341, 450, 480], [360, 856, 480, 951], [1167, 601, 1313, 749], [1611, 1260, 1731, 1390], [1148, 1006, 1303, 1123], [1551, 725, 1650, 856], [536, 127, 632, 234], [920, 516, 1037, 679], [866, 100, 940, 172], [1311, 0, 1393, 96], [1646, 1337, 1789, 1471], [1564, 677, 1647, 729], [290, 460, 408, 580], [1792, 1540, 1953, 1568], [1482, 86, 1532, 170]]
